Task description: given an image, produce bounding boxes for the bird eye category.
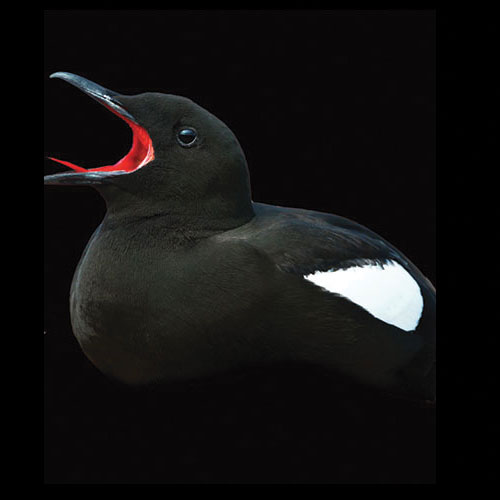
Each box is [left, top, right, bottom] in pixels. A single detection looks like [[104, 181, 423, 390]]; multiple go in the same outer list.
[[177, 127, 197, 147]]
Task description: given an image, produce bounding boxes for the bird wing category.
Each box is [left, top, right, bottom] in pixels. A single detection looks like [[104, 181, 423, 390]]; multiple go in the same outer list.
[[219, 201, 435, 329], [214, 202, 435, 398]]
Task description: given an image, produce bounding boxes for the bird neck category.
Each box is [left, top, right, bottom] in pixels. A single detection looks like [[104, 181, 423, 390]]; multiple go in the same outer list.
[[97, 184, 255, 233]]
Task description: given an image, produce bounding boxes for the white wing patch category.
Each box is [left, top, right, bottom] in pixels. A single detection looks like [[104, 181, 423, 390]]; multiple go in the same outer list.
[[304, 260, 423, 332]]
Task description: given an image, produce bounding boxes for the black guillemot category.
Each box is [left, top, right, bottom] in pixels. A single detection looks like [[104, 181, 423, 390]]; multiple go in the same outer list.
[[45, 72, 436, 402]]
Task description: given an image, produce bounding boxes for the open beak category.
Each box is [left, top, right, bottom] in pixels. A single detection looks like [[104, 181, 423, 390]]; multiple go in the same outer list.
[[44, 72, 154, 186]]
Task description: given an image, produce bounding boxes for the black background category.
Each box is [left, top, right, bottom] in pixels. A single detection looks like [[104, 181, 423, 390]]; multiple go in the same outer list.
[[44, 10, 436, 484]]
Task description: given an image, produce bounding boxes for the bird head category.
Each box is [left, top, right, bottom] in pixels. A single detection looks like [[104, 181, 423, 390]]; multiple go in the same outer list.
[[45, 72, 254, 228]]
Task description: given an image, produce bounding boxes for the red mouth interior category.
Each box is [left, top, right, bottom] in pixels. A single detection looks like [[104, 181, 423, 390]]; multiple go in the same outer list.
[[48, 103, 155, 174]]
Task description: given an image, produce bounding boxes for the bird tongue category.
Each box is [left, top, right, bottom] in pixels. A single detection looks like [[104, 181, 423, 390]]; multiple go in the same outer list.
[[48, 102, 154, 174], [47, 157, 87, 172]]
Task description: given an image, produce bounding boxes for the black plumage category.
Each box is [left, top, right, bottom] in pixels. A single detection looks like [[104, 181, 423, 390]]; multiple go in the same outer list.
[[45, 73, 435, 402]]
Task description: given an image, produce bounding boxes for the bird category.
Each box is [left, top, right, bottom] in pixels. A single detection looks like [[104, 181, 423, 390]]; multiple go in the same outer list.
[[44, 72, 436, 403]]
